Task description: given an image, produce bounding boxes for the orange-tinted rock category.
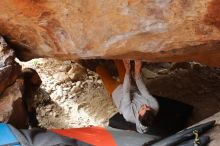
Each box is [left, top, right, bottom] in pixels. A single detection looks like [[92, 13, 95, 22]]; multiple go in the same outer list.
[[0, 0, 220, 67]]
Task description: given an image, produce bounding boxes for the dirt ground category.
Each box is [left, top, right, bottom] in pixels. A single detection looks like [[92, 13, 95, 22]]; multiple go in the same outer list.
[[18, 59, 220, 129], [19, 59, 117, 129]]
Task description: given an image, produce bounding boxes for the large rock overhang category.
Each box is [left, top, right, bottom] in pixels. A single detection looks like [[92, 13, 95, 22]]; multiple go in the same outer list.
[[0, 0, 220, 67]]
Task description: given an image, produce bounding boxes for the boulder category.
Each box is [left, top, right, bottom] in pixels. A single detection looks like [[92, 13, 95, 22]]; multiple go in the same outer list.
[[0, 0, 220, 67], [0, 36, 41, 128], [0, 36, 27, 128], [0, 36, 21, 95], [0, 79, 25, 123]]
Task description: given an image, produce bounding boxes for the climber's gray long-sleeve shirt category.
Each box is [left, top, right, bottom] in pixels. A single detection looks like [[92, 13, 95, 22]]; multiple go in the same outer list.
[[112, 73, 159, 133]]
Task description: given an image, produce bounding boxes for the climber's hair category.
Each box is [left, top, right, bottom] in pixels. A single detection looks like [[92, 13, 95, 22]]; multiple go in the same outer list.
[[139, 108, 155, 127]]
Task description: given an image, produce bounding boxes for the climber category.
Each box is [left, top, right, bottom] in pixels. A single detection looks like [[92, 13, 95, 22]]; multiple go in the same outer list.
[[96, 60, 159, 133]]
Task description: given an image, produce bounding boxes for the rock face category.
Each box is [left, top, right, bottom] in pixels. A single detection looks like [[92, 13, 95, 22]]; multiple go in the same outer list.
[[0, 36, 21, 95], [0, 0, 220, 67], [0, 36, 24, 125], [0, 36, 42, 128], [0, 79, 26, 127]]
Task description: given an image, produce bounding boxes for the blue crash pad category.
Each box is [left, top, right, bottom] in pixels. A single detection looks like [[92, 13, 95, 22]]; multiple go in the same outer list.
[[0, 123, 21, 146]]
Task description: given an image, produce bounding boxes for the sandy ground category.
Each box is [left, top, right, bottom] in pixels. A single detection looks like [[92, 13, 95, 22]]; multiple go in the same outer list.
[[18, 59, 220, 129]]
